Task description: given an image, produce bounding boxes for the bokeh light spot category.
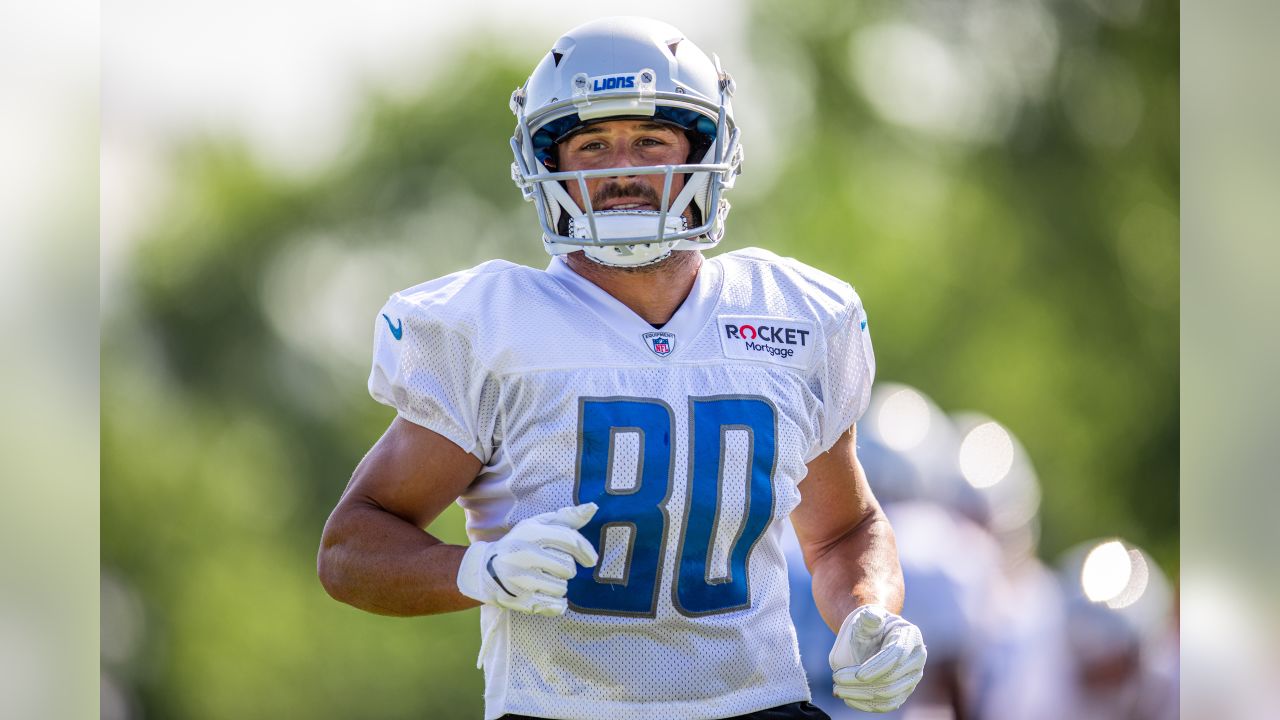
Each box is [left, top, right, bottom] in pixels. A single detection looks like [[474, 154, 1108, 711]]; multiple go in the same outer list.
[[878, 388, 931, 451], [851, 23, 966, 138], [1081, 540, 1133, 602], [1060, 50, 1144, 148], [1105, 549, 1151, 609], [959, 421, 1014, 488]]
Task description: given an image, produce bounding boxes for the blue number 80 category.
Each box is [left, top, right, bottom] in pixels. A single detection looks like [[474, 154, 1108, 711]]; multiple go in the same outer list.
[[568, 395, 777, 617]]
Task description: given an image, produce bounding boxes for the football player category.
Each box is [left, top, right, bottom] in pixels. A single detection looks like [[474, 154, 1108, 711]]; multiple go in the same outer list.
[[318, 17, 926, 720]]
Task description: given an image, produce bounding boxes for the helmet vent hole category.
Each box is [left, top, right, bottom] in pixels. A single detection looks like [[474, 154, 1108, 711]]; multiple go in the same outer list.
[[552, 51, 564, 66], [666, 40, 682, 57]]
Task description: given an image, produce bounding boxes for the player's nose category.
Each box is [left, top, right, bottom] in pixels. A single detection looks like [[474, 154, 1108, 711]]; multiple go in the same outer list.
[[602, 146, 644, 177]]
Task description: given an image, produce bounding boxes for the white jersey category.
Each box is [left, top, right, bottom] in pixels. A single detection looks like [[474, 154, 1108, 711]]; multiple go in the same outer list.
[[369, 248, 875, 720]]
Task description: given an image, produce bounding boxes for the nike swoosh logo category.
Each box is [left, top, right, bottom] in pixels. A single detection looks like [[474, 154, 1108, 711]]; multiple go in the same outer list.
[[382, 313, 403, 340], [487, 555, 517, 598]]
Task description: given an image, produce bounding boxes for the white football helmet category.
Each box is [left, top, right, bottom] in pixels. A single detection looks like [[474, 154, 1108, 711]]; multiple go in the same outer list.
[[509, 17, 744, 267]]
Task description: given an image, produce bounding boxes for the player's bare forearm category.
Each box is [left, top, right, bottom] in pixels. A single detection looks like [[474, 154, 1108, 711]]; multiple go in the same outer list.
[[317, 417, 485, 616], [318, 501, 477, 616], [793, 426, 905, 632], [806, 505, 904, 631]]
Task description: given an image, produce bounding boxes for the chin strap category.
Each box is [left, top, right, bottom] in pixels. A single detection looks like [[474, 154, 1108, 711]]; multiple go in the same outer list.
[[567, 210, 687, 241], [569, 211, 689, 267]]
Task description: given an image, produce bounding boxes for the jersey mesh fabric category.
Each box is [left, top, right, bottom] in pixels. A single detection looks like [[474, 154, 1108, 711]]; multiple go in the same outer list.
[[489, 363, 810, 720], [368, 249, 874, 720], [713, 248, 875, 458], [369, 260, 513, 462]]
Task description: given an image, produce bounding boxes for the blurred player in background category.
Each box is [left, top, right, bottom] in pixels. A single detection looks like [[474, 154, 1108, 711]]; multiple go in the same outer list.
[[1055, 540, 1178, 720], [317, 17, 925, 720], [787, 386, 1182, 720], [786, 386, 1000, 720], [950, 413, 1073, 720]]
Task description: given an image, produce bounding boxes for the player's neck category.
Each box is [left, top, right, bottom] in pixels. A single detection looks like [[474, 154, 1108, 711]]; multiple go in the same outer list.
[[564, 250, 703, 326]]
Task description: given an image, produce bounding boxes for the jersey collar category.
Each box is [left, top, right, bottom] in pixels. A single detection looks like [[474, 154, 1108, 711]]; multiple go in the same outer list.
[[546, 255, 723, 358]]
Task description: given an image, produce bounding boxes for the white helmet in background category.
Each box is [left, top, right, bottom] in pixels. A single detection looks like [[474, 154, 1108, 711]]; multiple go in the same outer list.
[[509, 16, 744, 267], [952, 411, 1043, 565], [860, 382, 979, 514]]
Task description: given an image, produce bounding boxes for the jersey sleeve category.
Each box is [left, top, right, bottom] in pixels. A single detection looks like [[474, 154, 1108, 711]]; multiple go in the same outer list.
[[812, 293, 876, 459], [367, 294, 500, 463]]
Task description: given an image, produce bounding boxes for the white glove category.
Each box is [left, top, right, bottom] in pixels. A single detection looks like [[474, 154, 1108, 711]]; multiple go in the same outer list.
[[829, 604, 927, 713], [457, 503, 599, 617]]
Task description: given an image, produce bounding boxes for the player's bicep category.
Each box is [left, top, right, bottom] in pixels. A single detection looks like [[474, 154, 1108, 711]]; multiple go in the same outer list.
[[337, 416, 483, 529], [792, 424, 879, 569]]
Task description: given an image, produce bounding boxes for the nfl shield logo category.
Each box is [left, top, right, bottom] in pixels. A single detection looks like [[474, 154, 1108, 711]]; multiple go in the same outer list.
[[642, 331, 676, 357]]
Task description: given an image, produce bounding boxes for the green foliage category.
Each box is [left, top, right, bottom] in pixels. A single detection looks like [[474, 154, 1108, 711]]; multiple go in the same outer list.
[[737, 0, 1178, 566], [103, 8, 1176, 718]]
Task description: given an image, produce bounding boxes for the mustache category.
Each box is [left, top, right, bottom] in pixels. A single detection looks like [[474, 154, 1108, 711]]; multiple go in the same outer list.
[[590, 181, 662, 209]]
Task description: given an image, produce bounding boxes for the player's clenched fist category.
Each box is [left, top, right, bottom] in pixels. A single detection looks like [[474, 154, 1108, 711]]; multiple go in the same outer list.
[[457, 503, 599, 616], [829, 604, 927, 713]]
